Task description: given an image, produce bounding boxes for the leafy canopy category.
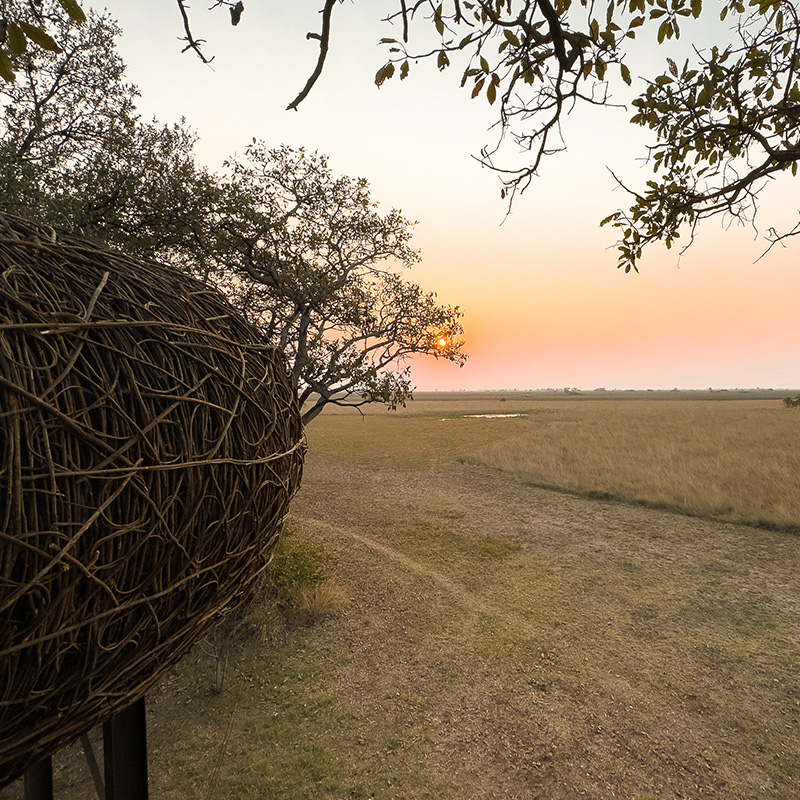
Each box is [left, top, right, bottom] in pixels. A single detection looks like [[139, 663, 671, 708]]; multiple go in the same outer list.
[[0, 0, 85, 81], [368, 0, 800, 270], [0, 3, 465, 422], [0, 4, 224, 276], [5, 1, 800, 271]]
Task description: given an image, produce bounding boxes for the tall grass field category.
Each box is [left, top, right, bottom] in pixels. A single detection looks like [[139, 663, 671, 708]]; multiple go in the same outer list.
[[319, 390, 800, 531], [463, 396, 800, 530]]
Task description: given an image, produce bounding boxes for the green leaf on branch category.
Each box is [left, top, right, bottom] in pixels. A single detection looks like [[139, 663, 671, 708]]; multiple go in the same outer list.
[[596, 58, 607, 80], [7, 24, 28, 55], [19, 23, 62, 53], [57, 0, 87, 23], [374, 62, 395, 86], [434, 4, 445, 36], [0, 48, 15, 82]]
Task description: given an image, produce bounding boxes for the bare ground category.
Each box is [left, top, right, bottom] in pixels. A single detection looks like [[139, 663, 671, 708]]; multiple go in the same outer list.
[[274, 447, 800, 799], [4, 433, 799, 799]]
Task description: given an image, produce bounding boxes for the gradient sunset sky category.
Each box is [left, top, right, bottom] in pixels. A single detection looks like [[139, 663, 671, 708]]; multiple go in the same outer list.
[[105, 1, 800, 391]]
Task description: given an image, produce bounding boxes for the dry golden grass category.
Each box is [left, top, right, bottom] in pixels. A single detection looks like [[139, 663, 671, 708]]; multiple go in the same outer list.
[[289, 581, 349, 624], [468, 399, 800, 530], [310, 391, 800, 530]]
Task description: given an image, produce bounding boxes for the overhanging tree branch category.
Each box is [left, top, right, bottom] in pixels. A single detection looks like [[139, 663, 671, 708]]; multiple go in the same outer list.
[[286, 0, 337, 111], [175, 0, 213, 63], [11, 1, 800, 270]]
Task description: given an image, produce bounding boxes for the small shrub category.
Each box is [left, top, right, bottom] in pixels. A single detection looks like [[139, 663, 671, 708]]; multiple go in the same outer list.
[[203, 522, 347, 690], [266, 524, 347, 625], [291, 582, 350, 625], [267, 524, 330, 597], [783, 395, 800, 408]]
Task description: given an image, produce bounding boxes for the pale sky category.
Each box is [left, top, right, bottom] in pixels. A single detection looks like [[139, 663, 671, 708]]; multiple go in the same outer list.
[[103, 1, 800, 391]]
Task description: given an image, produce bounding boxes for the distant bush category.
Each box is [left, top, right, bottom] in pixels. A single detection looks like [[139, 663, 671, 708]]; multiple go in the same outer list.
[[783, 396, 800, 408]]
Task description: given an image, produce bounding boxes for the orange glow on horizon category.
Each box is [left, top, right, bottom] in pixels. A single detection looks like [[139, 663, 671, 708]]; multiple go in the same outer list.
[[106, 4, 800, 393]]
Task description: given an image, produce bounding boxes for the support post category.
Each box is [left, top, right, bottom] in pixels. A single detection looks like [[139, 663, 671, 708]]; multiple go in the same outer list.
[[103, 698, 149, 800], [23, 756, 53, 800]]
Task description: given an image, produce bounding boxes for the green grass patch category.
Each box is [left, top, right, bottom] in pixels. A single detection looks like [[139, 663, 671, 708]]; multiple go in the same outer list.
[[384, 519, 519, 562], [268, 523, 332, 597]]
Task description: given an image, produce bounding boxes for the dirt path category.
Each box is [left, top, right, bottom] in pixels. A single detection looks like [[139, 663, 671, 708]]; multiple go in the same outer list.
[[288, 449, 800, 799], [294, 516, 545, 641]]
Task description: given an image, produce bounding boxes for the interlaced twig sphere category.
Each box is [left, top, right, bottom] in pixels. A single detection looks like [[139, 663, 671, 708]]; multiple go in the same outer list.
[[0, 211, 305, 786]]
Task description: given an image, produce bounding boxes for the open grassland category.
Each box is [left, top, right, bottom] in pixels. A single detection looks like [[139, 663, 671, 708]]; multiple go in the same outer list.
[[319, 390, 800, 531], [6, 392, 800, 800], [469, 396, 800, 531]]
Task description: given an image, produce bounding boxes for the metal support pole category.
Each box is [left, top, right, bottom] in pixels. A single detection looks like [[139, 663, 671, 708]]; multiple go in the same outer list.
[[103, 697, 149, 800], [23, 756, 53, 800], [80, 732, 106, 800]]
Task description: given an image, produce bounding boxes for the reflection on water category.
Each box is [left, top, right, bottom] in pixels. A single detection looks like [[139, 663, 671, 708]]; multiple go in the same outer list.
[[439, 413, 526, 421]]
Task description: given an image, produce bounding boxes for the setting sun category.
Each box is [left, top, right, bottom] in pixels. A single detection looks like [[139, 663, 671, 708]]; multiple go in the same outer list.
[[437, 337, 447, 348]]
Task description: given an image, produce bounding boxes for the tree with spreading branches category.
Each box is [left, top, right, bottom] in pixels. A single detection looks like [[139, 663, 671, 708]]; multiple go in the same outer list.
[[214, 143, 466, 424], [0, 4, 465, 422]]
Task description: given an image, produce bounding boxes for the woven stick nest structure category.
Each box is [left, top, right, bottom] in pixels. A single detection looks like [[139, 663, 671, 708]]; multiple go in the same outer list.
[[0, 210, 305, 786]]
